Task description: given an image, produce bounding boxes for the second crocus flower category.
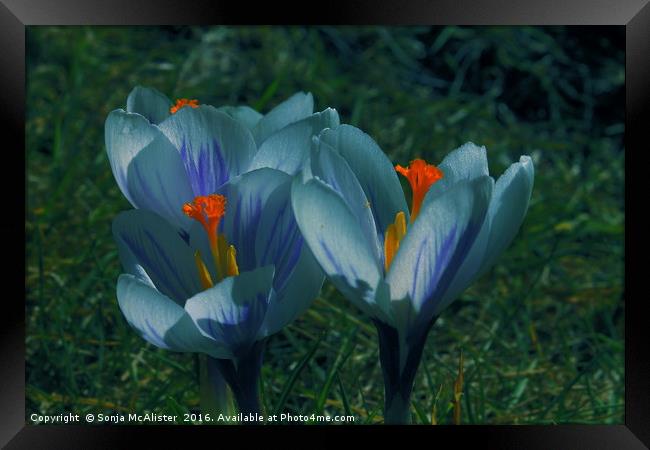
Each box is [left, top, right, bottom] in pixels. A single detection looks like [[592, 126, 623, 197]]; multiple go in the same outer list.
[[291, 125, 534, 423]]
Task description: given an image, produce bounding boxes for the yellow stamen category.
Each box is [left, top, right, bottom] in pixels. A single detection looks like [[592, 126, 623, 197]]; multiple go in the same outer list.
[[226, 245, 239, 277], [395, 158, 443, 222], [194, 250, 214, 290], [384, 211, 407, 272], [170, 98, 199, 114]]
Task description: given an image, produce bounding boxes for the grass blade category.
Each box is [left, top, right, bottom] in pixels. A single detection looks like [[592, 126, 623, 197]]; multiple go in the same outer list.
[[273, 331, 325, 416], [315, 326, 358, 414]]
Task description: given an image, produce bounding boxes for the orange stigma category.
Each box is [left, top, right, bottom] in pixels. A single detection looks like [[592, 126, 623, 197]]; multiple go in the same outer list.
[[395, 159, 443, 222], [170, 98, 199, 114], [183, 194, 238, 282], [183, 194, 226, 235], [183, 194, 227, 240]]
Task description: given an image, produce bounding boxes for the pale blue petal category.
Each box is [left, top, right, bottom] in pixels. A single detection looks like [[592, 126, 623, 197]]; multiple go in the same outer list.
[[386, 176, 493, 331], [113, 210, 202, 304], [432, 184, 493, 316], [422, 142, 489, 208], [185, 266, 275, 355], [254, 175, 307, 293], [432, 155, 534, 316], [216, 105, 263, 131], [260, 245, 324, 337], [248, 108, 340, 175], [105, 109, 162, 206], [252, 92, 314, 146], [318, 125, 409, 243], [291, 175, 384, 318], [158, 105, 257, 196], [126, 86, 172, 125], [309, 141, 381, 262], [478, 155, 535, 274], [117, 274, 228, 357], [126, 133, 194, 231]]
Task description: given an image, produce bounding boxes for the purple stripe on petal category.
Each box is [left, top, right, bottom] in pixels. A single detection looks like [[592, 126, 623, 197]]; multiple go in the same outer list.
[[435, 220, 482, 296], [120, 230, 194, 303], [180, 139, 230, 196], [213, 139, 228, 187], [410, 236, 429, 302], [255, 198, 305, 294], [273, 235, 303, 293], [198, 292, 269, 352], [417, 219, 484, 322], [225, 191, 263, 272], [260, 204, 286, 264], [129, 158, 180, 217], [319, 238, 345, 275], [410, 225, 458, 308]]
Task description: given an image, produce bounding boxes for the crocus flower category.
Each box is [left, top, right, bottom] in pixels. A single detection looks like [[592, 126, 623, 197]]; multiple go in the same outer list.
[[113, 168, 323, 414], [291, 124, 534, 423], [105, 86, 339, 232]]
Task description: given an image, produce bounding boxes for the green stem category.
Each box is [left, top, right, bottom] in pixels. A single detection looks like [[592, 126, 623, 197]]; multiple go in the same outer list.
[[198, 354, 233, 416], [213, 340, 266, 417], [384, 391, 413, 425], [374, 320, 434, 425]]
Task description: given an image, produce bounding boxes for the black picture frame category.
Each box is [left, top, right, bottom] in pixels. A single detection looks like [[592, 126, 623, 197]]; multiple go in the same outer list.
[[8, 0, 648, 447]]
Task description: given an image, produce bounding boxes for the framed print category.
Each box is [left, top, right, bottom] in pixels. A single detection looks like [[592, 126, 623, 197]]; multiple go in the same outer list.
[[6, 0, 649, 447]]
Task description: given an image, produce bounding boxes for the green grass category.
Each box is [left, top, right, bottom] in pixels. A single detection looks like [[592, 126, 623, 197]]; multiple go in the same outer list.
[[26, 26, 624, 425]]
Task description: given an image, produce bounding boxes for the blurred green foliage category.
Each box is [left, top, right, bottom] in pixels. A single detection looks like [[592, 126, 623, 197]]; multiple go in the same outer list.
[[26, 26, 624, 424]]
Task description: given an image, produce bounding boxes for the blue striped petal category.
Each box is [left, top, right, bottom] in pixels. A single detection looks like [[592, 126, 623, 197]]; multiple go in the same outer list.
[[260, 245, 324, 336], [184, 265, 275, 356], [113, 210, 202, 304], [158, 105, 257, 196], [254, 175, 308, 294], [215, 168, 290, 272], [248, 108, 340, 175], [291, 175, 385, 319], [126, 86, 172, 125], [386, 176, 492, 332], [126, 133, 194, 231], [117, 274, 228, 358], [318, 125, 409, 244], [309, 140, 381, 262], [433, 156, 534, 315], [252, 92, 314, 146]]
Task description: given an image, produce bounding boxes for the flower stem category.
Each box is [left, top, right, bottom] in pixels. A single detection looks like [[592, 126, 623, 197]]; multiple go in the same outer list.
[[213, 340, 266, 417], [199, 354, 233, 416], [374, 320, 434, 425]]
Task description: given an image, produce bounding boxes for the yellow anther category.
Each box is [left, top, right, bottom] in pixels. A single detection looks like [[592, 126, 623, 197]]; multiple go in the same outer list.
[[384, 211, 407, 272], [226, 245, 239, 277], [194, 250, 214, 290]]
